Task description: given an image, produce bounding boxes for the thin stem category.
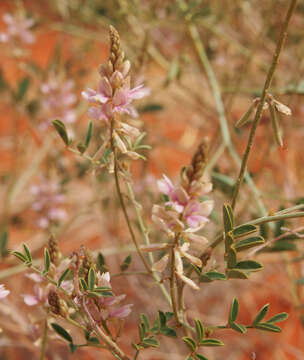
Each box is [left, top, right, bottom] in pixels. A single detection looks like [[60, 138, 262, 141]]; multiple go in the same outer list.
[[82, 298, 130, 360], [110, 118, 151, 274], [231, 0, 298, 209], [170, 246, 179, 325], [40, 319, 48, 360], [112, 271, 150, 278], [125, 180, 172, 305]]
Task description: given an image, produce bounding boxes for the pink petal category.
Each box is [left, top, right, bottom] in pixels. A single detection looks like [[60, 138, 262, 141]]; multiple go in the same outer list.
[[157, 175, 173, 195], [98, 77, 112, 98], [22, 294, 38, 306], [128, 85, 150, 99], [109, 304, 133, 319]]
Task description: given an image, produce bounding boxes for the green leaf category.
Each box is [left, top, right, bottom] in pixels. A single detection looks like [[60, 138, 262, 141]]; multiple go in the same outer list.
[[223, 204, 234, 233], [229, 298, 239, 323], [195, 354, 208, 360], [0, 230, 8, 257], [85, 121, 93, 148], [44, 248, 51, 274], [88, 337, 99, 344], [266, 312, 288, 324], [52, 119, 69, 146], [79, 278, 88, 291], [235, 260, 263, 272], [230, 322, 247, 334], [139, 323, 146, 341], [88, 267, 96, 291], [57, 268, 70, 288], [51, 323, 73, 342], [160, 327, 177, 337], [182, 336, 197, 352], [120, 254, 132, 271], [226, 269, 249, 279], [87, 290, 113, 297], [234, 236, 265, 252], [255, 323, 281, 332], [12, 251, 27, 262], [158, 311, 167, 328], [77, 143, 86, 154], [204, 271, 226, 281], [140, 314, 150, 332], [227, 248, 237, 269], [194, 319, 204, 342], [22, 243, 32, 263], [165, 312, 174, 321], [253, 304, 269, 325], [139, 103, 164, 113], [199, 338, 224, 347], [16, 77, 30, 102], [232, 224, 258, 238], [142, 336, 159, 348], [69, 343, 78, 353]]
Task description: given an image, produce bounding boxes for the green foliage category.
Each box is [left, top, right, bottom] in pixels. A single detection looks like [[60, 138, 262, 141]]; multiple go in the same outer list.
[[120, 254, 132, 271], [52, 119, 70, 146], [0, 230, 8, 258], [51, 323, 73, 343], [183, 336, 197, 352], [57, 268, 70, 288], [199, 339, 224, 347], [88, 267, 96, 291], [43, 248, 51, 274], [15, 77, 30, 102], [22, 243, 32, 264]]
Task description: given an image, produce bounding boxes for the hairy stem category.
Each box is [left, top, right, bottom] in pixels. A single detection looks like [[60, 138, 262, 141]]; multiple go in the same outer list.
[[231, 0, 298, 209]]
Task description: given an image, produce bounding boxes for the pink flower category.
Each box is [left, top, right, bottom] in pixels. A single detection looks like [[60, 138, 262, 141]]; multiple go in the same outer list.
[[82, 73, 149, 121], [0, 284, 10, 299], [0, 13, 35, 44]]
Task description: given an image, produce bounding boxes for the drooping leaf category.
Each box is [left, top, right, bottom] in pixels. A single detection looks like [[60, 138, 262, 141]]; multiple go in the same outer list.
[[57, 268, 70, 288], [226, 269, 249, 279], [266, 312, 288, 324], [182, 337, 197, 352], [79, 278, 88, 291], [195, 354, 208, 360], [88, 267, 96, 291], [22, 243, 32, 263], [160, 327, 177, 338], [230, 322, 247, 334], [44, 248, 51, 274], [140, 314, 150, 332], [255, 323, 281, 332], [139, 323, 146, 341], [12, 251, 27, 262], [120, 254, 132, 271], [85, 121, 93, 148], [51, 323, 73, 342], [232, 224, 258, 238], [253, 304, 269, 325], [194, 319, 204, 342], [234, 236, 265, 252], [142, 336, 159, 348], [52, 119, 69, 146], [199, 338, 224, 347], [158, 311, 167, 328], [235, 260, 263, 272], [229, 298, 239, 323]]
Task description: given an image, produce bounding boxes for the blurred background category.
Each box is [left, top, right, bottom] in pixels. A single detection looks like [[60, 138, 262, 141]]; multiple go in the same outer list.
[[0, 0, 303, 359]]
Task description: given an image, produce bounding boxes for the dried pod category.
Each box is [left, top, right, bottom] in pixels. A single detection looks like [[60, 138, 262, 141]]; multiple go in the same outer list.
[[269, 101, 283, 147]]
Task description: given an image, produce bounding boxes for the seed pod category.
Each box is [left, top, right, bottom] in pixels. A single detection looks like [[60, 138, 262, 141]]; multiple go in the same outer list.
[[235, 102, 255, 128], [269, 101, 283, 147]]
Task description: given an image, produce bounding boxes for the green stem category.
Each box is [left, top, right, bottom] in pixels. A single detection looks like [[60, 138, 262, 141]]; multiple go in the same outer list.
[[110, 118, 151, 274], [231, 0, 298, 209], [170, 246, 179, 325]]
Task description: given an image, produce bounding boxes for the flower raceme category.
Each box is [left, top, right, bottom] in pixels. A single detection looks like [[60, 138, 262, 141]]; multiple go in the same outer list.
[[81, 25, 149, 169]]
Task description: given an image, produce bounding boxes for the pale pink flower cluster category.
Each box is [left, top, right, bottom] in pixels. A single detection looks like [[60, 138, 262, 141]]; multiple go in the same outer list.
[[82, 45, 149, 169], [143, 174, 213, 290], [39, 74, 77, 131], [0, 13, 35, 44], [86, 272, 133, 322], [0, 284, 10, 299], [30, 177, 67, 228]]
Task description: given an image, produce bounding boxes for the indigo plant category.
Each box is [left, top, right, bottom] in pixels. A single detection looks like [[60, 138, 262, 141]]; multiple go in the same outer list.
[[0, 0, 303, 359]]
